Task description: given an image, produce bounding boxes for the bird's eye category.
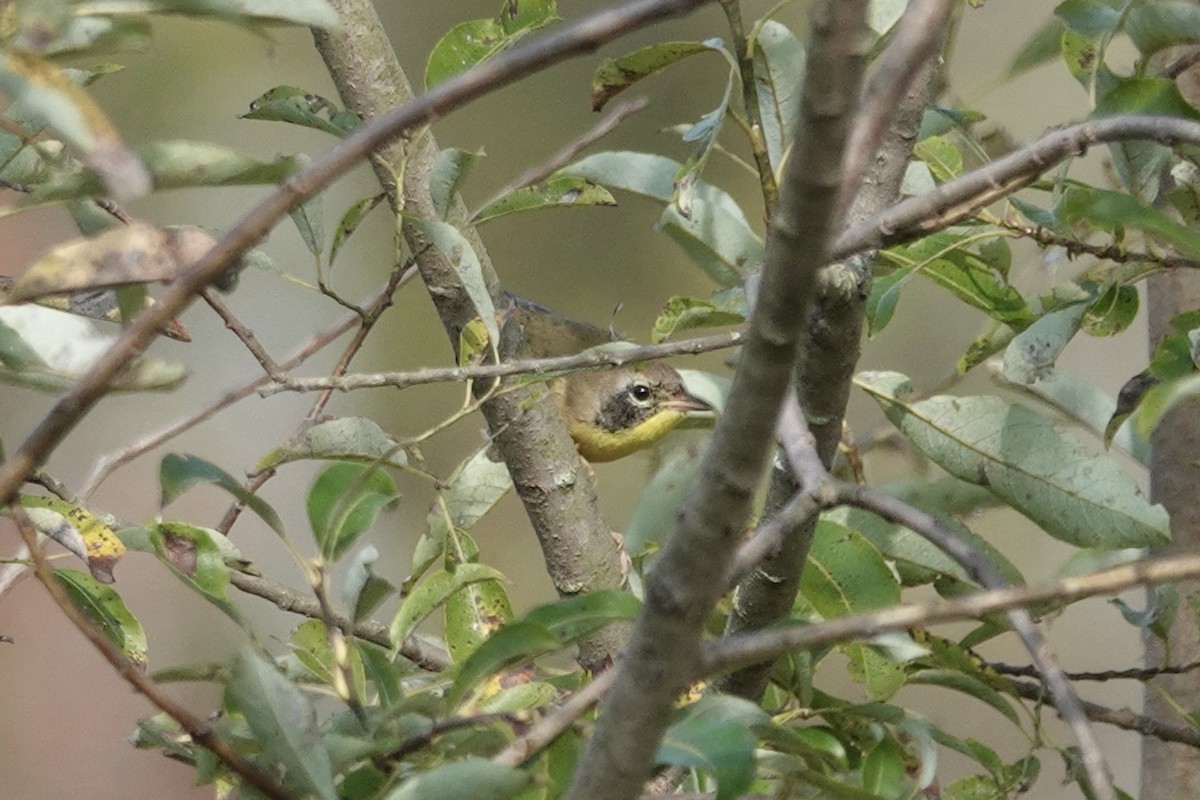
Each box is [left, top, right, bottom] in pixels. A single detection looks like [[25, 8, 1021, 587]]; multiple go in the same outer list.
[[630, 382, 653, 403]]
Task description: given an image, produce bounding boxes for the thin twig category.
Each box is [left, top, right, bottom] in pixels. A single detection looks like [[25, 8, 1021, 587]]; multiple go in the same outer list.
[[216, 263, 411, 534], [831, 482, 1116, 800], [80, 274, 413, 498], [228, 571, 451, 671], [471, 96, 650, 218], [833, 116, 1200, 261], [996, 216, 1200, 271], [719, 0, 778, 214], [703, 554, 1200, 674], [202, 289, 284, 380], [493, 669, 616, 768], [989, 659, 1200, 683], [1007, 678, 1200, 749], [262, 329, 743, 395], [9, 502, 293, 800]]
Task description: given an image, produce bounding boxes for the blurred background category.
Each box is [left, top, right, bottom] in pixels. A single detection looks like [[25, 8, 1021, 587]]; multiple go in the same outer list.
[[0, 1, 1156, 797]]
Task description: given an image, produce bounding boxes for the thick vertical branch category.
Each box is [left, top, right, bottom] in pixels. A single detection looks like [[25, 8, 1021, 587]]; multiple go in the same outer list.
[[1142, 270, 1200, 800], [719, 7, 948, 701], [566, 4, 869, 798], [311, 0, 707, 667]]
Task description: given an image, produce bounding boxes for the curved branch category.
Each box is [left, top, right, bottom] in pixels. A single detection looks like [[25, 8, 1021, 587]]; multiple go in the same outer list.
[[833, 115, 1200, 260]]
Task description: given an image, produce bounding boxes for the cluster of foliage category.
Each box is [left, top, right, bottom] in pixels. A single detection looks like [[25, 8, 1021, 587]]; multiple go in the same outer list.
[[3, 1, 1200, 799]]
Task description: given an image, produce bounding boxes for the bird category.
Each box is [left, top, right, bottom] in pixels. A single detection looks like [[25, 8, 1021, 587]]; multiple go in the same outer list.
[[509, 294, 712, 462]]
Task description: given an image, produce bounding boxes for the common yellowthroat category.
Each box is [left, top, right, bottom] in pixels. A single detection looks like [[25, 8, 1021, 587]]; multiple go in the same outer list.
[[510, 295, 712, 462]]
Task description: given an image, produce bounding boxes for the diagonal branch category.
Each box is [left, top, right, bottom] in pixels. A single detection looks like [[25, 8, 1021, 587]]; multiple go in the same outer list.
[[720, 0, 948, 701], [566, 3, 869, 798]]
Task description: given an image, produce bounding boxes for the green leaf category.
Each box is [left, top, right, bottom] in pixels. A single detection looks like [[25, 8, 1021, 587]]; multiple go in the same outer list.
[[329, 193, 385, 267], [866, 268, 911, 337], [306, 461, 399, 561], [857, 371, 1171, 548], [22, 141, 302, 206], [448, 620, 561, 707], [289, 187, 325, 256], [160, 453, 284, 535], [289, 619, 366, 696], [425, 1, 559, 89], [0, 309, 186, 394], [591, 40, 719, 110], [1134, 372, 1200, 438], [524, 589, 641, 642], [1002, 304, 1086, 384], [472, 176, 615, 223], [240, 86, 362, 136], [477, 681, 559, 713], [407, 217, 498, 348], [862, 736, 912, 799], [341, 545, 396, 624], [147, 521, 243, 622], [913, 135, 964, 182], [821, 504, 1023, 589], [881, 232, 1034, 329], [673, 70, 735, 216], [1127, 3, 1200, 56], [1082, 283, 1138, 337], [226, 648, 336, 800], [656, 696, 766, 800], [383, 758, 530, 800], [430, 147, 484, 219], [751, 21, 805, 172], [109, 0, 338, 27], [53, 568, 147, 667], [388, 563, 506, 652], [845, 644, 907, 701], [801, 521, 902, 617], [651, 296, 744, 343], [908, 669, 1020, 725], [444, 555, 514, 662], [1008, 17, 1066, 77], [425, 18, 507, 89], [563, 151, 762, 284], [1055, 0, 1122, 39], [625, 443, 705, 557], [1057, 185, 1200, 259], [256, 417, 409, 473]]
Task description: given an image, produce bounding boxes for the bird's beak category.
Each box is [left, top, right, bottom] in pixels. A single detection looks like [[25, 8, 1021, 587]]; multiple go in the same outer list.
[[662, 392, 714, 415]]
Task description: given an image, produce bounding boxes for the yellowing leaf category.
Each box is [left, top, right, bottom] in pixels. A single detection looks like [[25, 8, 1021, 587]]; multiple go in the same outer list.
[[19, 494, 125, 582], [0, 51, 149, 200], [10, 223, 217, 302]]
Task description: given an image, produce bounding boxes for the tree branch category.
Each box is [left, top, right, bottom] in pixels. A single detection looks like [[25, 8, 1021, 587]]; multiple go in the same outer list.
[[9, 504, 293, 800], [260, 330, 743, 395], [567, 3, 869, 798], [720, 0, 946, 701], [311, 0, 716, 669], [833, 116, 1200, 260]]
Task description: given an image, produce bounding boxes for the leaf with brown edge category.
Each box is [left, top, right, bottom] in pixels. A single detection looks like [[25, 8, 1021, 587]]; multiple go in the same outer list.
[[18, 494, 125, 583], [9, 223, 219, 302]]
